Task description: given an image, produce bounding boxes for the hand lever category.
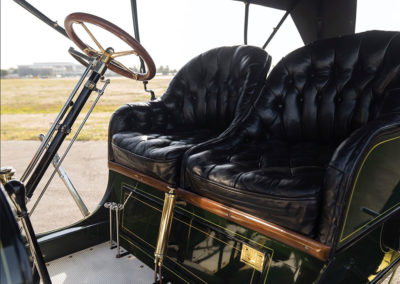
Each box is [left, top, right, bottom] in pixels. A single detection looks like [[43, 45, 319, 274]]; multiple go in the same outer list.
[[5, 180, 28, 217], [4, 180, 52, 284]]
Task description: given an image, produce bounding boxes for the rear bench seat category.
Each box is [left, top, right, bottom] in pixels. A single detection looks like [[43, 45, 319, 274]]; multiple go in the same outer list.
[[183, 31, 400, 241], [109, 31, 400, 244]]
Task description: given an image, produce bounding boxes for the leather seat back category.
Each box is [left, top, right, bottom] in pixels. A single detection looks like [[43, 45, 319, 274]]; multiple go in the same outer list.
[[161, 45, 271, 131], [244, 31, 400, 144]]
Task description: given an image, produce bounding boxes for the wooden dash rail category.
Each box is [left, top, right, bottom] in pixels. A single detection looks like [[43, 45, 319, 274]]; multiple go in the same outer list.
[[109, 162, 331, 261]]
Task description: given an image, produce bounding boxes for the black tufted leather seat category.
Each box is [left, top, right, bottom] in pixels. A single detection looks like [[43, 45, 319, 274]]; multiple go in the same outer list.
[[184, 31, 400, 239], [109, 46, 271, 185]]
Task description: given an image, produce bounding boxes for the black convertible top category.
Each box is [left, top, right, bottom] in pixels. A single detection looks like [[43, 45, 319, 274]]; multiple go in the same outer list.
[[235, 0, 357, 44]]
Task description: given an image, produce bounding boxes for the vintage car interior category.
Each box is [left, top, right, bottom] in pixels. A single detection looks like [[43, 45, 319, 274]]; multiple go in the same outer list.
[[182, 30, 400, 244], [109, 45, 271, 185], [107, 29, 400, 283], [1, 0, 400, 283]]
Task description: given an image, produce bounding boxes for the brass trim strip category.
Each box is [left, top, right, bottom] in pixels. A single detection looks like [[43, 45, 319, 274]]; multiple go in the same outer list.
[[109, 162, 331, 261]]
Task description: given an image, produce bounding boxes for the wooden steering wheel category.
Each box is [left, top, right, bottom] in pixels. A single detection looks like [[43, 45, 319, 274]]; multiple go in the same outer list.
[[64, 12, 156, 81]]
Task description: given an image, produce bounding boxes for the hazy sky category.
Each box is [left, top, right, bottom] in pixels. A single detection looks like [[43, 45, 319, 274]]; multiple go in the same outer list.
[[1, 0, 399, 70]]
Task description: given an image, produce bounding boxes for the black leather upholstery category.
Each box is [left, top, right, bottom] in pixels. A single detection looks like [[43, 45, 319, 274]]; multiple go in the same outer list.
[[187, 140, 336, 235], [109, 46, 271, 184], [184, 31, 400, 239]]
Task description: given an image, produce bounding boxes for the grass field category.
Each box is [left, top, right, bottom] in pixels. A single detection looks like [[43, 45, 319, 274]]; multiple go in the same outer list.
[[1, 77, 171, 140]]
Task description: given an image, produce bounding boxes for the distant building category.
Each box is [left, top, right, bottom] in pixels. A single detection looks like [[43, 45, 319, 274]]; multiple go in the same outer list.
[[17, 62, 86, 77]]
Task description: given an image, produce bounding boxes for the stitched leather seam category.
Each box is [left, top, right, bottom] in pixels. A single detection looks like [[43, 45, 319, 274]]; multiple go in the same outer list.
[[112, 143, 178, 163], [190, 172, 318, 201], [204, 164, 217, 179], [232, 171, 245, 189]]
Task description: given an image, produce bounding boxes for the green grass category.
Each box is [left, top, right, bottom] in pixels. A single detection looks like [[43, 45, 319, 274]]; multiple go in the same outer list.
[[1, 77, 171, 140]]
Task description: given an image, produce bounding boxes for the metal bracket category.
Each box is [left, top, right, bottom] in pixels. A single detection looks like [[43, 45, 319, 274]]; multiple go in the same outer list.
[[60, 125, 71, 134], [85, 80, 96, 90]]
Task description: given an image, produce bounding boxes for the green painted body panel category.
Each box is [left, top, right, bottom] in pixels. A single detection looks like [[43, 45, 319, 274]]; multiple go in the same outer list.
[[113, 173, 324, 283], [340, 137, 400, 245], [32, 161, 400, 283]]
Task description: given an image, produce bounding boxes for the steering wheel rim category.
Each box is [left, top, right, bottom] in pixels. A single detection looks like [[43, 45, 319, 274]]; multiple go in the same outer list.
[[64, 12, 156, 81]]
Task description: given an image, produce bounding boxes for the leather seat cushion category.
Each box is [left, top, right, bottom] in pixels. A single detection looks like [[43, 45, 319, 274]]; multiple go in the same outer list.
[[112, 128, 219, 184], [185, 140, 336, 236]]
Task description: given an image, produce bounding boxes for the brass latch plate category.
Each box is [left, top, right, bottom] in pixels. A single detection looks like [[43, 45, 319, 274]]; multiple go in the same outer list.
[[240, 244, 265, 272]]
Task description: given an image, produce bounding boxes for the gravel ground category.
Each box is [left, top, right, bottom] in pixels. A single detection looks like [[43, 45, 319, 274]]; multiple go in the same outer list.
[[1, 140, 108, 233]]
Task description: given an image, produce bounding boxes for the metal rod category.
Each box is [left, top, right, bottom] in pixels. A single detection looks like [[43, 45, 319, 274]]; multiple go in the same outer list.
[[115, 204, 122, 258], [130, 0, 141, 43], [154, 188, 176, 267], [261, 0, 300, 49], [29, 79, 109, 214], [262, 10, 290, 49], [122, 192, 133, 208], [109, 205, 113, 247], [244, 2, 250, 45], [130, 0, 146, 73], [104, 202, 114, 248], [130, 0, 154, 100], [38, 134, 89, 217], [13, 0, 69, 39], [21, 64, 92, 183]]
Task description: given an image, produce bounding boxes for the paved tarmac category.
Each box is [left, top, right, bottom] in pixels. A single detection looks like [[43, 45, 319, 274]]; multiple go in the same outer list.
[[1, 140, 108, 233]]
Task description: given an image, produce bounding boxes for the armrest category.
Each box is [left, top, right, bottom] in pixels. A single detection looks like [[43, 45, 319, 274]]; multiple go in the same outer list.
[[318, 113, 400, 245], [108, 100, 167, 160]]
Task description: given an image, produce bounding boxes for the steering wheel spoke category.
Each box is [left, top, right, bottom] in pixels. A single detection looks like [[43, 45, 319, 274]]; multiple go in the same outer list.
[[111, 59, 138, 80], [111, 50, 138, 58], [79, 22, 105, 52]]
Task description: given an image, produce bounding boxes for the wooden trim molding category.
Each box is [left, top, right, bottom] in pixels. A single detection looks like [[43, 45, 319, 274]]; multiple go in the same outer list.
[[109, 162, 331, 261]]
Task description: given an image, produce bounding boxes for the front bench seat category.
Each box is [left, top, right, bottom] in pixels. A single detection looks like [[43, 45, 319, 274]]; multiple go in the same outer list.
[[183, 31, 400, 238], [109, 46, 271, 185]]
